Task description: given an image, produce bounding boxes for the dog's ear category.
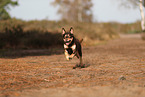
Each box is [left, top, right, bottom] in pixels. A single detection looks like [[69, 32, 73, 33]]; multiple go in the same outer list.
[[62, 28, 66, 35], [70, 27, 73, 34]]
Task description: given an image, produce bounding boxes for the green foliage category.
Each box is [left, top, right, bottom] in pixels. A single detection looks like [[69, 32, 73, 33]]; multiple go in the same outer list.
[[0, 0, 18, 20], [110, 22, 141, 34]]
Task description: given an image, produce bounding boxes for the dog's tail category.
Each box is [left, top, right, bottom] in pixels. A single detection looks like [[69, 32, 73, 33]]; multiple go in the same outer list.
[[79, 39, 83, 43]]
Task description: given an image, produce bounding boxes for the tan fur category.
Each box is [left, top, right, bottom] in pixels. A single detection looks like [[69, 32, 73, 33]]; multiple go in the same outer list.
[[64, 44, 76, 60], [65, 50, 69, 60]]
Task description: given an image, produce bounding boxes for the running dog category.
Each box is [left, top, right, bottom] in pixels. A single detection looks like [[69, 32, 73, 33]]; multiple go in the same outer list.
[[62, 27, 84, 69]]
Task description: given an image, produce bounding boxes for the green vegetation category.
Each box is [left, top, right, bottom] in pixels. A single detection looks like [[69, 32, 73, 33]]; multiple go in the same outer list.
[[113, 22, 141, 34], [0, 0, 18, 20], [0, 18, 142, 49]]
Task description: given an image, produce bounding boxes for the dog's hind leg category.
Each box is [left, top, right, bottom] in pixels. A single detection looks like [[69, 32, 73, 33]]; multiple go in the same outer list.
[[77, 46, 85, 68], [73, 52, 84, 69], [79, 56, 85, 68], [73, 52, 79, 69]]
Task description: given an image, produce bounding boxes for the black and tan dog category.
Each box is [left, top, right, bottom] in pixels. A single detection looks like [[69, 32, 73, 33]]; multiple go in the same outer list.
[[62, 27, 84, 69]]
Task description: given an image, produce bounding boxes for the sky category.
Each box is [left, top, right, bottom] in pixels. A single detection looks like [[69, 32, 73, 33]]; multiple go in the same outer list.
[[9, 0, 143, 23]]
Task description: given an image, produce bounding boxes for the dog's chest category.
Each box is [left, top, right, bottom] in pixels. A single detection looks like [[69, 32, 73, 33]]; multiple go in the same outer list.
[[64, 44, 76, 55]]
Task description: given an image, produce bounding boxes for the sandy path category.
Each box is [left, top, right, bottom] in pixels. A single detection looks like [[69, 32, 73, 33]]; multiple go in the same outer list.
[[0, 34, 145, 97]]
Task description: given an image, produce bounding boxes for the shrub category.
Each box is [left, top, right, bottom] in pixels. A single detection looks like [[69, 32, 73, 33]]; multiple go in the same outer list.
[[0, 21, 63, 49], [1, 19, 142, 49]]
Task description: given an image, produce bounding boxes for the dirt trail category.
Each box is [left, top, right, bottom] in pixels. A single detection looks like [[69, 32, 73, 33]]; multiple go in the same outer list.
[[0, 34, 145, 97]]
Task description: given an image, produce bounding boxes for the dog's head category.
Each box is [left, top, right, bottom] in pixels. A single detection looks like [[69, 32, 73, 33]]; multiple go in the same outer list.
[[62, 27, 74, 46]]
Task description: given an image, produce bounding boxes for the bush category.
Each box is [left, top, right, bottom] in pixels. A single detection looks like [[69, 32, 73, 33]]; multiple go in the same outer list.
[[2, 19, 143, 49], [0, 22, 63, 49]]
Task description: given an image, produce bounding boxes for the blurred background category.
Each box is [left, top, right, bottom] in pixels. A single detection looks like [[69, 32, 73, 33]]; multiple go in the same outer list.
[[0, 0, 144, 49]]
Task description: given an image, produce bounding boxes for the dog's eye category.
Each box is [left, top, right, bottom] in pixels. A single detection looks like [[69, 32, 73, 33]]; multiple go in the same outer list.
[[64, 36, 67, 38]]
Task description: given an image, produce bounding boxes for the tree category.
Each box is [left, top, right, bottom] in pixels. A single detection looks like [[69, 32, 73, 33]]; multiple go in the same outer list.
[[119, 0, 145, 31], [139, 0, 145, 31], [52, 0, 93, 22], [0, 0, 18, 20]]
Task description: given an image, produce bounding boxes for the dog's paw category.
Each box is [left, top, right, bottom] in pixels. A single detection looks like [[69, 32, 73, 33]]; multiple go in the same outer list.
[[66, 57, 72, 61], [80, 64, 85, 68], [66, 57, 70, 60], [72, 64, 80, 69], [69, 57, 72, 60], [69, 54, 75, 59]]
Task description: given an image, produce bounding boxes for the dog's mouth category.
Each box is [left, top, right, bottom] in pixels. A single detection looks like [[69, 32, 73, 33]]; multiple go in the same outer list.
[[66, 43, 70, 45], [64, 37, 73, 45], [65, 40, 71, 45]]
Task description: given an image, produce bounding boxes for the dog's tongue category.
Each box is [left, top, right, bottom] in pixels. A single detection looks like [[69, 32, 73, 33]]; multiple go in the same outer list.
[[66, 43, 69, 45]]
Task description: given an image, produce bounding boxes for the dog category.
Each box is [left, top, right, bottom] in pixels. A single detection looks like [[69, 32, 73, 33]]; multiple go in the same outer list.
[[62, 27, 84, 69]]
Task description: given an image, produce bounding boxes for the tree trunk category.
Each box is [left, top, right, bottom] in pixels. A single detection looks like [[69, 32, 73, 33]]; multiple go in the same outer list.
[[139, 0, 145, 31], [78, 0, 83, 22]]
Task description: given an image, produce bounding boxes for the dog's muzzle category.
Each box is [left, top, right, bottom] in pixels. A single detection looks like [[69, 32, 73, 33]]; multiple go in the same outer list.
[[65, 40, 71, 43]]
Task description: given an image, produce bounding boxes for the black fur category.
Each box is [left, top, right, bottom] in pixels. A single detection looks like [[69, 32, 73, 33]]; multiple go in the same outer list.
[[66, 48, 73, 55], [74, 38, 82, 57], [62, 27, 84, 69]]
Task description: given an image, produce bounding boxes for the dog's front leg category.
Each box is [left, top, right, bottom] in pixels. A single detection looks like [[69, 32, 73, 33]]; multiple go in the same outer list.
[[69, 44, 76, 59], [69, 53, 75, 59], [65, 50, 70, 60]]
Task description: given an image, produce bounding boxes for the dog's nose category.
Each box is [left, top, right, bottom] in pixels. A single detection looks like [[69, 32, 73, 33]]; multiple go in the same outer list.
[[66, 36, 69, 38]]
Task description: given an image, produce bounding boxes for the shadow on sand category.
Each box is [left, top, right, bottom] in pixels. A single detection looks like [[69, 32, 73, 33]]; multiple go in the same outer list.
[[0, 48, 64, 59]]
